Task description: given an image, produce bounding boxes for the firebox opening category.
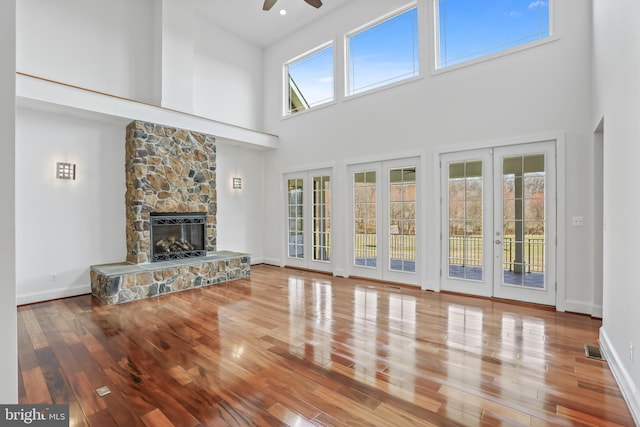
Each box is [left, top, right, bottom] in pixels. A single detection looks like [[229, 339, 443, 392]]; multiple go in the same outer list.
[[150, 212, 206, 262]]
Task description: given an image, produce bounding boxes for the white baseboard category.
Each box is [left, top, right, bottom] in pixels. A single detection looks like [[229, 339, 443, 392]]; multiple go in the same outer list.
[[591, 304, 603, 318], [17, 285, 90, 306], [261, 257, 283, 267], [600, 327, 640, 426], [563, 299, 593, 315], [333, 268, 348, 278], [249, 256, 264, 265]]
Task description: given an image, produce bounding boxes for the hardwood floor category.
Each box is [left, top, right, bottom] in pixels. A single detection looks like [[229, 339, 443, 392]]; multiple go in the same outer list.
[[18, 265, 634, 426]]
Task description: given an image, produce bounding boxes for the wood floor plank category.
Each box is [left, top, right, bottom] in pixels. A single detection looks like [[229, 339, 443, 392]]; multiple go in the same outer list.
[[141, 408, 176, 427], [17, 265, 634, 426], [20, 307, 49, 350], [21, 367, 52, 404], [438, 384, 531, 425], [17, 311, 40, 373], [267, 402, 317, 427], [68, 371, 107, 417], [33, 346, 76, 405]]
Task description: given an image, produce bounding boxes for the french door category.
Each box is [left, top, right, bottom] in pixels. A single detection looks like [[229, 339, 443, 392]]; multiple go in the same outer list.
[[441, 141, 556, 306], [285, 169, 332, 273], [348, 158, 420, 285]]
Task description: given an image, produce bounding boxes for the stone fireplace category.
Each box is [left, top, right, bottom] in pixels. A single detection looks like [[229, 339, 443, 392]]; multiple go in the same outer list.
[[125, 121, 217, 264], [90, 120, 250, 305]]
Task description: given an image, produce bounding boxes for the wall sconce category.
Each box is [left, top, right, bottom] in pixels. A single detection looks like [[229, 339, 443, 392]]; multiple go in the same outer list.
[[56, 162, 76, 180], [232, 177, 242, 189]]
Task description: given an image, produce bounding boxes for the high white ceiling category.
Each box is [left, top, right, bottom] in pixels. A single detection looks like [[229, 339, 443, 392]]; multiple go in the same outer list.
[[195, 0, 353, 48]]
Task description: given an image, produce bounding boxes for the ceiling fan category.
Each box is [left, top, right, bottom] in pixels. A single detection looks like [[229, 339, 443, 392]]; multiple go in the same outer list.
[[263, 0, 323, 11]]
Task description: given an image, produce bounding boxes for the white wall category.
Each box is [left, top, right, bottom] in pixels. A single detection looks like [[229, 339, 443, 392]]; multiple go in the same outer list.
[[17, 0, 265, 132], [593, 0, 640, 422], [261, 0, 596, 312], [216, 141, 265, 262], [15, 107, 127, 304], [160, 0, 196, 112], [0, 0, 18, 404], [17, 0, 157, 103], [193, 14, 264, 130], [160, 0, 266, 129]]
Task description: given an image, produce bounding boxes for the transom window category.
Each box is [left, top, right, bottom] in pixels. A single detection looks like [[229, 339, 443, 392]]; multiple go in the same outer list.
[[347, 5, 419, 96], [285, 43, 334, 115], [436, 0, 550, 69]]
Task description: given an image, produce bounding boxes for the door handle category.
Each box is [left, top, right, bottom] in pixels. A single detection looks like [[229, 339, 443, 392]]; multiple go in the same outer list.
[[495, 239, 501, 244]]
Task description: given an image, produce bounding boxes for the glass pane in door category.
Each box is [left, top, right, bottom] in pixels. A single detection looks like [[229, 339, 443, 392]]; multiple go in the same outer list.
[[354, 171, 377, 267], [287, 178, 304, 258], [448, 161, 483, 280], [501, 154, 545, 288], [312, 175, 331, 262], [389, 167, 416, 272]]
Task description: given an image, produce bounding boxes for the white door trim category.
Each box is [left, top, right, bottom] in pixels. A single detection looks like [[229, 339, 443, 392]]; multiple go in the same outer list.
[[347, 157, 421, 286], [433, 132, 566, 310], [283, 168, 334, 273]]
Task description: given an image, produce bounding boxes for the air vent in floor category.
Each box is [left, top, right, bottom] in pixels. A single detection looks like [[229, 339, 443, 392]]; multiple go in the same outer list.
[[584, 344, 606, 361]]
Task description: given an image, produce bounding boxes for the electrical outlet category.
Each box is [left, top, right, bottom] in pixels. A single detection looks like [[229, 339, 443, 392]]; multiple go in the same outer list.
[[50, 273, 57, 281], [629, 342, 634, 361], [571, 216, 584, 226]]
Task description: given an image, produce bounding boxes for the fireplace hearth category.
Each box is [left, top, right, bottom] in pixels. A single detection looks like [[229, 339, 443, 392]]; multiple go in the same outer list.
[[150, 212, 206, 262]]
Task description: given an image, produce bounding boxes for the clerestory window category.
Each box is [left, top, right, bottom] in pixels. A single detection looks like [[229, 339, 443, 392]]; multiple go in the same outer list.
[[346, 5, 419, 96], [284, 43, 334, 116], [436, 0, 551, 69]]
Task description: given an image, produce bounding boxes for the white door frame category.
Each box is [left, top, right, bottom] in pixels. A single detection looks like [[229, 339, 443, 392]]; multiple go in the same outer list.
[[283, 168, 333, 273], [433, 133, 566, 310], [347, 157, 421, 285]]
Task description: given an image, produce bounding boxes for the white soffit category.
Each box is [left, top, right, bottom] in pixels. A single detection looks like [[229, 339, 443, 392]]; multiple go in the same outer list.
[[16, 73, 279, 151]]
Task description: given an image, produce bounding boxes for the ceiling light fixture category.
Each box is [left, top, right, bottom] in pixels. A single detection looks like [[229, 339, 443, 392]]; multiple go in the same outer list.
[[263, 0, 322, 11], [280, 9, 287, 15]]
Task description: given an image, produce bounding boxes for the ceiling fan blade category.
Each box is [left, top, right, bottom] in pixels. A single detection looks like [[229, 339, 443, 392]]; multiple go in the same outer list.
[[263, 0, 278, 11], [304, 0, 323, 8]]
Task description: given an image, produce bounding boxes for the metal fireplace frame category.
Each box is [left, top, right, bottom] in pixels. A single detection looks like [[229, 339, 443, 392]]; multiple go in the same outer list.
[[150, 212, 207, 262]]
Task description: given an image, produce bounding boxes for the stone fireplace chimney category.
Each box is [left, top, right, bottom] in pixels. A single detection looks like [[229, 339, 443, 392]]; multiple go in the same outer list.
[[125, 121, 217, 263]]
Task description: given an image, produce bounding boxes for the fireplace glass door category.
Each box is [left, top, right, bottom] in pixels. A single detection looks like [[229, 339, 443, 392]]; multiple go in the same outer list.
[[150, 213, 206, 262]]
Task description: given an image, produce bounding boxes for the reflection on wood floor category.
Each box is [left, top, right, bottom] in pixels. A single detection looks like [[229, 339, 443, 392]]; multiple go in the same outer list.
[[18, 265, 633, 426]]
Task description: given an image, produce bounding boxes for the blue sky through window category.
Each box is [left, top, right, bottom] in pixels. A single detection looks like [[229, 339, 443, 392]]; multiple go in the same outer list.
[[438, 0, 550, 68], [348, 7, 419, 95], [285, 2, 550, 115], [287, 45, 334, 112]]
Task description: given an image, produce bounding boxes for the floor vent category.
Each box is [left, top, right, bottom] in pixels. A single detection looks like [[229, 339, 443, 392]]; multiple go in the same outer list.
[[585, 344, 606, 361], [96, 386, 111, 397]]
